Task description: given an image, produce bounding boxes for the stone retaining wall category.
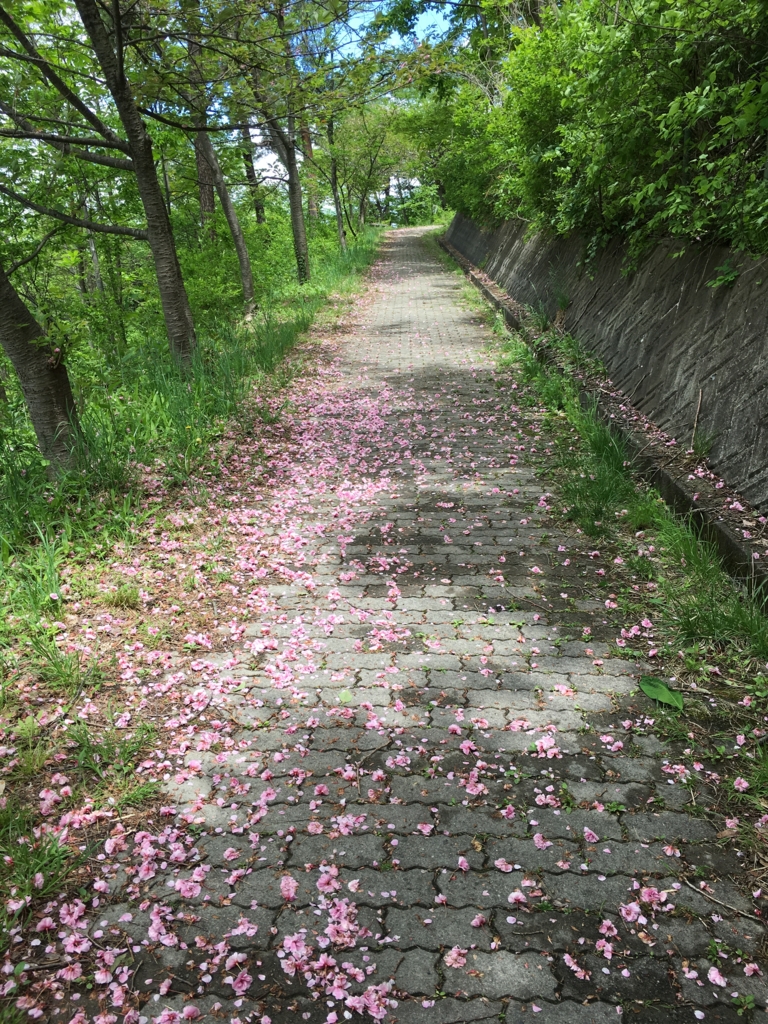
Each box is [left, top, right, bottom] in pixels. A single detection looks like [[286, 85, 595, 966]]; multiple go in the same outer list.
[[445, 213, 768, 511]]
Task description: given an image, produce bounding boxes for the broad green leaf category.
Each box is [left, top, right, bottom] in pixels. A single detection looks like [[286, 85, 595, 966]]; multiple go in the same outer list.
[[337, 689, 353, 704], [639, 676, 683, 711]]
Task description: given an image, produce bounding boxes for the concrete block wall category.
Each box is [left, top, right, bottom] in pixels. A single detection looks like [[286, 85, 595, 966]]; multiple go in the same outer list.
[[445, 214, 768, 511]]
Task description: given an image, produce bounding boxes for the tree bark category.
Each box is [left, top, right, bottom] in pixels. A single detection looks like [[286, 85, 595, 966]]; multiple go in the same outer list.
[[73, 0, 196, 363], [0, 99, 134, 171], [194, 133, 216, 227], [327, 119, 346, 252], [197, 132, 255, 309], [341, 182, 358, 238], [285, 139, 310, 282], [160, 148, 173, 214], [300, 124, 319, 221], [241, 128, 266, 223], [0, 184, 148, 237], [183, 7, 215, 232], [264, 118, 310, 283], [0, 257, 79, 469], [77, 247, 89, 296], [250, 58, 309, 283], [395, 176, 408, 225], [87, 232, 105, 293]]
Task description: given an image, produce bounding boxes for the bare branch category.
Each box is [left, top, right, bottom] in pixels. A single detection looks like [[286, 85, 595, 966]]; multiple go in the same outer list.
[[0, 100, 134, 169], [6, 228, 61, 273], [0, 127, 129, 152], [0, 183, 148, 238]]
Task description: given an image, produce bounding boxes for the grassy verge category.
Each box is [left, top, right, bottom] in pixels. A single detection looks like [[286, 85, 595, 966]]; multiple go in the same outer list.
[[0, 230, 380, 608], [0, 230, 381, 956], [444, 242, 768, 880], [0, 230, 381, 553]]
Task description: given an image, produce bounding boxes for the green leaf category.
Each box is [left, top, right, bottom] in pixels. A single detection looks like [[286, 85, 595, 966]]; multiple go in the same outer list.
[[639, 675, 683, 711], [337, 689, 353, 704]]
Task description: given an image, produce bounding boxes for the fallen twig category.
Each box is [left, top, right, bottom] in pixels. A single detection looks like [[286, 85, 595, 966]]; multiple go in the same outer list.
[[682, 877, 761, 922]]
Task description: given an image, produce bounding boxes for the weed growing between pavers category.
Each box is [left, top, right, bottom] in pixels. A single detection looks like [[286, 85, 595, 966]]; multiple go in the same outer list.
[[484, 302, 768, 883]]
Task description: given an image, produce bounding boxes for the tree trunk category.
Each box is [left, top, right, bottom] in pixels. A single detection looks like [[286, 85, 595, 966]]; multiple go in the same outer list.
[[396, 177, 408, 225], [341, 183, 358, 239], [87, 232, 105, 293], [281, 136, 310, 283], [300, 124, 319, 222], [197, 132, 255, 309], [103, 238, 128, 356], [0, 258, 79, 470], [359, 195, 367, 229], [160, 148, 172, 213], [74, 0, 196, 363], [257, 100, 309, 282], [184, 11, 215, 232], [194, 133, 216, 228], [327, 120, 346, 252], [241, 128, 266, 223], [76, 246, 88, 296]]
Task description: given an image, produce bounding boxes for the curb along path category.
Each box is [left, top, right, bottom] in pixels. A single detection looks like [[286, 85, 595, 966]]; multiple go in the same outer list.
[[64, 230, 766, 1024]]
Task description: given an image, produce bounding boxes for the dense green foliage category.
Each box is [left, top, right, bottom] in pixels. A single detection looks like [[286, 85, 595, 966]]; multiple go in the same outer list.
[[402, 0, 768, 256]]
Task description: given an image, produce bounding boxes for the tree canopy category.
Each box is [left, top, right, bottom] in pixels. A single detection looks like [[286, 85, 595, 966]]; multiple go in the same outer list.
[[395, 0, 768, 260], [0, 0, 442, 500]]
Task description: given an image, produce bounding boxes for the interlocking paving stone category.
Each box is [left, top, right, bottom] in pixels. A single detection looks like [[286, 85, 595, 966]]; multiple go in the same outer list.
[[505, 1004, 623, 1023], [387, 906, 496, 951], [68, 229, 766, 1023], [392, 998, 502, 1024], [445, 949, 558, 999]]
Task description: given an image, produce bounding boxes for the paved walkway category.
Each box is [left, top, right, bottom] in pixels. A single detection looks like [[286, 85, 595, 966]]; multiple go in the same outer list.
[[79, 231, 764, 1023]]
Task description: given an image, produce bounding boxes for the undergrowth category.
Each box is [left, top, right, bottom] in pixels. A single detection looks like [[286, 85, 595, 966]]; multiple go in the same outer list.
[[502, 326, 768, 659], [0, 230, 380, 633]]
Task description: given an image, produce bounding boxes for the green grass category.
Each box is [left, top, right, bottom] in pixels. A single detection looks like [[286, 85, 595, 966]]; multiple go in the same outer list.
[[0, 719, 158, 957], [112, 780, 161, 811], [0, 229, 381, 962], [500, 320, 768, 659], [28, 635, 92, 696], [67, 721, 155, 780], [0, 228, 381, 558], [657, 520, 768, 656], [0, 801, 74, 952], [0, 1006, 26, 1024], [105, 584, 141, 610], [12, 732, 54, 778]]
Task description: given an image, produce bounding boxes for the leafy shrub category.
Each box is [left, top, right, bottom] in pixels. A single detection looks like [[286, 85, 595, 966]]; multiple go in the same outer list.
[[414, 0, 768, 258]]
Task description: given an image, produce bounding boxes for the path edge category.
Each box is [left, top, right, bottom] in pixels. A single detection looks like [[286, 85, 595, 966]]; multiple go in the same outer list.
[[439, 235, 768, 596]]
